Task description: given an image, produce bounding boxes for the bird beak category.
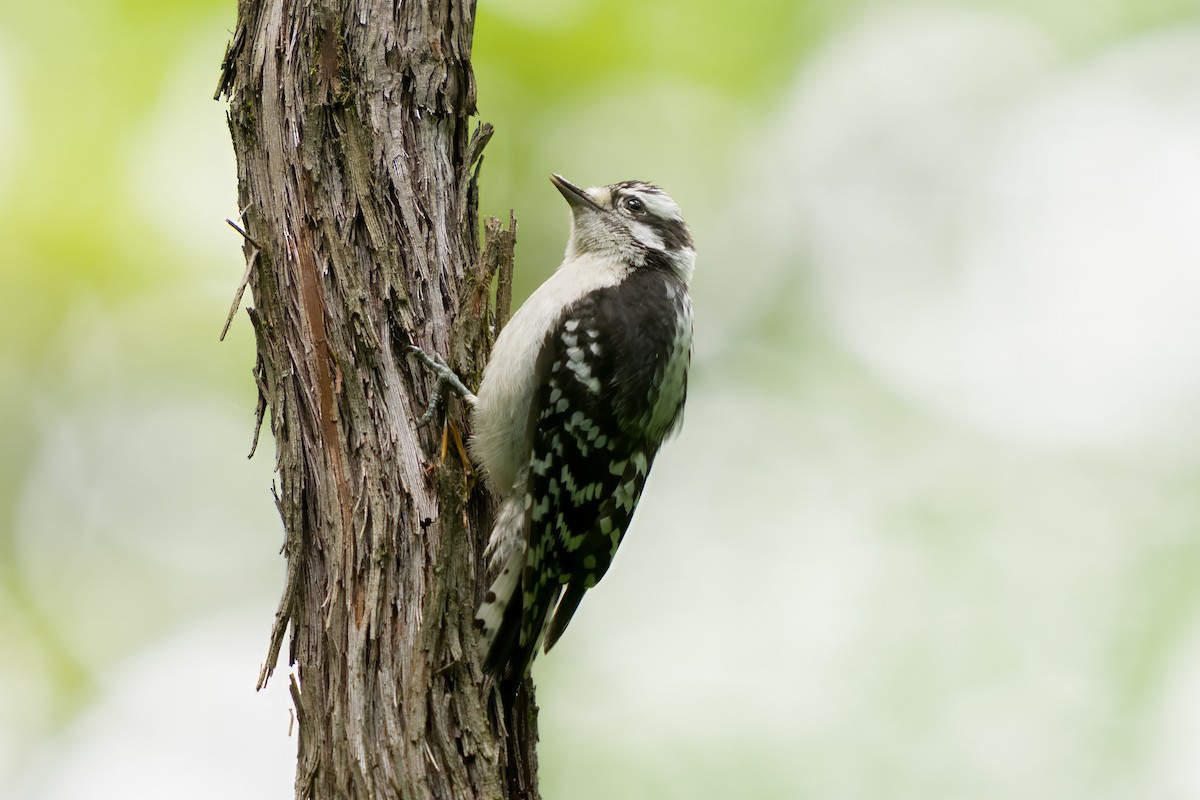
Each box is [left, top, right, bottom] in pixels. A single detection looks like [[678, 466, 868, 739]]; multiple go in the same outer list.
[[551, 174, 603, 211]]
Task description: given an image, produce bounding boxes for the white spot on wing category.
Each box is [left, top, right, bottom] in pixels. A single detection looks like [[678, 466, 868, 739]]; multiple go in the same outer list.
[[470, 253, 634, 493]]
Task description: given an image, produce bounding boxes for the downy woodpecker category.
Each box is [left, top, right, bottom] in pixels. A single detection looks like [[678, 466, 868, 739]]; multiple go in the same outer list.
[[414, 174, 694, 682]]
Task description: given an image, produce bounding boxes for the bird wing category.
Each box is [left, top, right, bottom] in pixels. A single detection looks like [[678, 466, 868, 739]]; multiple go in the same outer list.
[[483, 270, 690, 679]]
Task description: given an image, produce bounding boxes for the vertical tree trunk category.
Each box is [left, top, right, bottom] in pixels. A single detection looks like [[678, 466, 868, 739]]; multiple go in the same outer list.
[[215, 1, 538, 797]]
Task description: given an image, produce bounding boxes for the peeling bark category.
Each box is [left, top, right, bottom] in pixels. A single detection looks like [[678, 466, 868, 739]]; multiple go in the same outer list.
[[216, 1, 537, 797]]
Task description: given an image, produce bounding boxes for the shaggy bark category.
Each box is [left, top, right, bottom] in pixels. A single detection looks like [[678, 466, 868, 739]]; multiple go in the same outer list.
[[216, 1, 538, 797]]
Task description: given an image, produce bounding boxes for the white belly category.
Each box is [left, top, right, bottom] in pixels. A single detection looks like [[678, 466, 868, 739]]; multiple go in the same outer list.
[[471, 253, 631, 493]]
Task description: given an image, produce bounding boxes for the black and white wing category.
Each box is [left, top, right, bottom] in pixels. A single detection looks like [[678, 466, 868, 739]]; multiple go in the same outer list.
[[479, 268, 693, 680]]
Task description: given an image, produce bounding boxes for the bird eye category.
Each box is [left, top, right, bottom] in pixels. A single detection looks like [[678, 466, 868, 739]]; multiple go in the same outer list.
[[623, 197, 644, 214]]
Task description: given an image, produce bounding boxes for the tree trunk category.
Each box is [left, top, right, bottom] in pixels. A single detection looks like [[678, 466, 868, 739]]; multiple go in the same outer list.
[[215, 1, 538, 797]]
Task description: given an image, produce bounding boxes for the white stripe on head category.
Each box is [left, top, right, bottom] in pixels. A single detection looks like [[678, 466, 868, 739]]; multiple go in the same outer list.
[[629, 220, 665, 250], [637, 191, 683, 221], [586, 187, 613, 207]]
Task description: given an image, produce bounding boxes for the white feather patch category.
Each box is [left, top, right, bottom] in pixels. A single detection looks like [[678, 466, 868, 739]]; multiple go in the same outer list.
[[484, 489, 527, 574], [629, 220, 665, 250], [638, 191, 683, 221], [476, 549, 523, 651]]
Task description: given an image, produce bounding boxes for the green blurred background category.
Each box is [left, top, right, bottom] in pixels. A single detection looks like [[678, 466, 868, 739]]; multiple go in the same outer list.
[[4, 0, 1200, 797]]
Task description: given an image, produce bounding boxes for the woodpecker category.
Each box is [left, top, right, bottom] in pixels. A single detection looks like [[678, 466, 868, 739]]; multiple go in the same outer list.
[[413, 174, 694, 682]]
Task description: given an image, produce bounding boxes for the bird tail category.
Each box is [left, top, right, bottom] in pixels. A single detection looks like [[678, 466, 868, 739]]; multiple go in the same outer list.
[[543, 583, 586, 654], [476, 550, 523, 674], [476, 550, 562, 687]]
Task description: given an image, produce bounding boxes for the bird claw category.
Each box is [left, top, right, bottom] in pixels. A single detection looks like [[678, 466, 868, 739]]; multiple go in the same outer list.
[[408, 346, 478, 427]]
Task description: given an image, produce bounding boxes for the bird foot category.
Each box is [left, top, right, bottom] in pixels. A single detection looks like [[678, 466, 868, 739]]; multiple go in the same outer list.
[[408, 346, 478, 427]]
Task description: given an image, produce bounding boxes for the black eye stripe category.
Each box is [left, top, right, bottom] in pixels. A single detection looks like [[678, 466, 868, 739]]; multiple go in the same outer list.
[[601, 180, 693, 252], [644, 215, 693, 252]]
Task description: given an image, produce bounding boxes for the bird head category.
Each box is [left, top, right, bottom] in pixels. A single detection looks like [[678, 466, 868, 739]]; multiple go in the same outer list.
[[551, 174, 695, 285]]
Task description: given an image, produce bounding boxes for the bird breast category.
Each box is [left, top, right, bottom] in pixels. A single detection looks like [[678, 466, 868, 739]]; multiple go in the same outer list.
[[470, 253, 632, 493]]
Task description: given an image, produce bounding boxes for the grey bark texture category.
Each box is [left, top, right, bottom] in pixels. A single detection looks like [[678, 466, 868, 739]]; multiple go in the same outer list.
[[215, 1, 539, 797]]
